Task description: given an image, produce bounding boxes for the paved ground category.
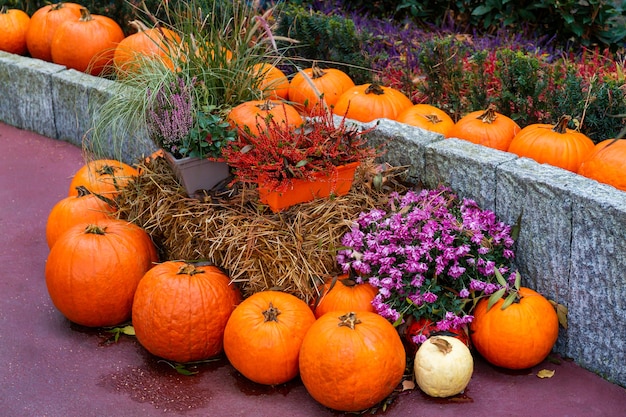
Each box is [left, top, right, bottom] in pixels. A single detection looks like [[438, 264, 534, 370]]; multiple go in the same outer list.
[[2, 121, 626, 417]]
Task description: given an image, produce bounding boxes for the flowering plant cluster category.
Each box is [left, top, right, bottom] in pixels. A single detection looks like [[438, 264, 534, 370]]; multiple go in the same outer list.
[[146, 77, 236, 159], [337, 186, 518, 344], [222, 109, 381, 192]]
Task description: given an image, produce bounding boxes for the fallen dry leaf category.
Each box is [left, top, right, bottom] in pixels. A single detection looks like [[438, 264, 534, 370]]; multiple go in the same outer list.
[[537, 369, 556, 379], [402, 380, 416, 391]]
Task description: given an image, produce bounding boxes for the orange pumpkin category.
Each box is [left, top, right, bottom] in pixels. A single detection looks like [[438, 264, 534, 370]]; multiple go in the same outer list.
[[578, 139, 626, 191], [132, 261, 241, 363], [313, 275, 377, 319], [299, 311, 406, 412], [332, 83, 413, 123], [288, 63, 355, 115], [448, 105, 521, 151], [508, 115, 595, 172], [227, 99, 303, 137], [396, 104, 456, 138], [25, 2, 83, 62], [50, 7, 124, 76], [113, 20, 181, 75], [223, 290, 316, 385], [45, 219, 158, 327], [46, 185, 116, 249], [470, 287, 559, 370], [0, 6, 31, 55], [68, 159, 138, 198], [253, 63, 289, 100]]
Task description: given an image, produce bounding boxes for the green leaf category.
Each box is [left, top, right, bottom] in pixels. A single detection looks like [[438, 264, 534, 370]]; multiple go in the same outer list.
[[487, 288, 506, 311], [472, 5, 493, 16], [494, 268, 507, 287], [514, 271, 521, 289], [501, 291, 517, 310], [295, 159, 309, 168]]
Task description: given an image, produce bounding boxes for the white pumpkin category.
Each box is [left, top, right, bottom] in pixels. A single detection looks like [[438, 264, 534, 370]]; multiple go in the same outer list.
[[414, 335, 474, 397]]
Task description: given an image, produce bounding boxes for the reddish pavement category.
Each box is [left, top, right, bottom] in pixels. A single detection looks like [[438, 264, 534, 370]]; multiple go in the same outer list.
[[2, 121, 626, 417]]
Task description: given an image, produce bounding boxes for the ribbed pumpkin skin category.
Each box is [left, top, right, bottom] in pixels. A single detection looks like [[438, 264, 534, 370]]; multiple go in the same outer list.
[[0, 8, 31, 55], [50, 8, 124, 76], [313, 277, 378, 319], [507, 116, 595, 172], [223, 291, 316, 385], [332, 83, 413, 123], [46, 186, 116, 249], [26, 2, 83, 62], [578, 139, 626, 191], [132, 262, 242, 363], [45, 219, 158, 327], [470, 287, 559, 370], [227, 100, 303, 137], [289, 66, 355, 115], [396, 104, 456, 138], [299, 311, 406, 412], [68, 159, 138, 198], [448, 107, 520, 151], [113, 22, 180, 75], [253, 63, 290, 100]]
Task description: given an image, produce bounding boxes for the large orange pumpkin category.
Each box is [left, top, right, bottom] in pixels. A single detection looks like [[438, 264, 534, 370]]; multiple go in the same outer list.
[[299, 311, 406, 412], [396, 103, 456, 138], [113, 20, 180, 75], [448, 105, 521, 151], [288, 64, 355, 115], [25, 2, 83, 62], [45, 219, 158, 327], [253, 62, 290, 100], [132, 262, 242, 363], [46, 185, 116, 249], [50, 7, 124, 76], [227, 99, 303, 137], [68, 159, 138, 198], [332, 83, 413, 123], [470, 287, 559, 370], [313, 276, 377, 319], [578, 139, 626, 191], [223, 290, 316, 385], [0, 6, 31, 55], [507, 115, 595, 172]]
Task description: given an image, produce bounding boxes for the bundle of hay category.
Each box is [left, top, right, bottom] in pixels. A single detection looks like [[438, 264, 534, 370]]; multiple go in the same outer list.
[[115, 156, 411, 302]]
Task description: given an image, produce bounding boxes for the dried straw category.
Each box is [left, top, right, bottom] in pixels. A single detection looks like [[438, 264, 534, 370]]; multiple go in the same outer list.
[[115, 156, 411, 303]]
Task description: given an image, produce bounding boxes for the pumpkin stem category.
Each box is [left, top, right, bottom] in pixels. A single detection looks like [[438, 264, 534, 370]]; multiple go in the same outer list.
[[339, 277, 357, 287], [176, 263, 205, 276], [1, 6, 7, 14], [552, 115, 572, 134], [430, 336, 453, 354], [50, 3, 66, 11], [129, 20, 150, 33], [310, 62, 326, 79], [476, 104, 498, 124], [257, 100, 278, 111], [84, 224, 107, 235], [425, 114, 443, 124], [78, 7, 93, 22], [337, 312, 362, 329], [262, 302, 281, 322], [364, 83, 385, 95], [75, 185, 93, 197]]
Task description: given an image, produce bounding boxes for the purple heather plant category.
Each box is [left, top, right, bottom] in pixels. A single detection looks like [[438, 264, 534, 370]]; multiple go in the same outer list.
[[337, 185, 518, 344]]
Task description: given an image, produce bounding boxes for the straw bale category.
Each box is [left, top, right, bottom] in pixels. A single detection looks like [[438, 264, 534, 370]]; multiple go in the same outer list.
[[115, 156, 411, 303]]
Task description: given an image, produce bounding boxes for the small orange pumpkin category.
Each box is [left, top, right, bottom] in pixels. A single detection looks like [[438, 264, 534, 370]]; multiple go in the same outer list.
[[113, 20, 181, 75], [578, 139, 626, 191], [132, 261, 242, 363], [288, 63, 355, 115], [299, 311, 406, 412], [0, 6, 31, 55], [396, 104, 456, 138], [45, 219, 158, 327], [50, 7, 125, 76], [470, 287, 559, 370], [223, 290, 316, 385], [46, 185, 116, 249], [68, 159, 138, 198], [227, 99, 303, 137], [332, 83, 413, 123], [448, 105, 521, 151], [25, 2, 83, 62], [508, 115, 595, 172], [313, 275, 377, 319], [253, 63, 290, 100]]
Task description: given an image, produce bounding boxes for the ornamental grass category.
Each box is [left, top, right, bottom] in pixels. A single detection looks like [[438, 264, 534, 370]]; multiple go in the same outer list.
[[114, 155, 410, 302]]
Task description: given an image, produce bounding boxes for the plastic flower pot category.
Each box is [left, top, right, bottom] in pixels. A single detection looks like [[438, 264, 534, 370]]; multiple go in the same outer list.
[[258, 162, 360, 212], [164, 151, 230, 197]]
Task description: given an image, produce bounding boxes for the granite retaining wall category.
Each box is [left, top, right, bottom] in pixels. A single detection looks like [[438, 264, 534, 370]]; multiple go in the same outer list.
[[2, 51, 625, 387]]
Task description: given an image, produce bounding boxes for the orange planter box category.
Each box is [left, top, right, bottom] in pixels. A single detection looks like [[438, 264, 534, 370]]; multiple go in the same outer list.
[[258, 162, 360, 212]]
